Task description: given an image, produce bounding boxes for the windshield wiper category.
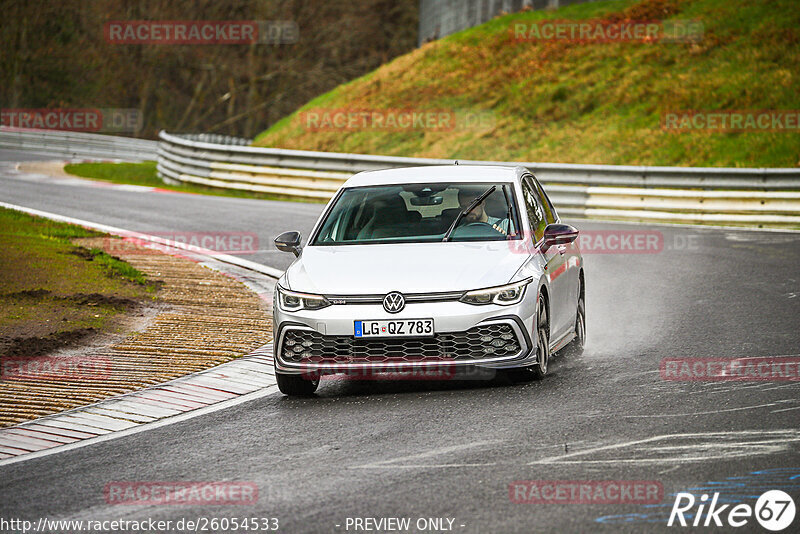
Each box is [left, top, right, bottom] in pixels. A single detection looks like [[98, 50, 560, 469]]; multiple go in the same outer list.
[[442, 185, 496, 242]]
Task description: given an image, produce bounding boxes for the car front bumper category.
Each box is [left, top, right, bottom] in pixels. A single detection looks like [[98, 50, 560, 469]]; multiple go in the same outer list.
[[273, 297, 539, 375]]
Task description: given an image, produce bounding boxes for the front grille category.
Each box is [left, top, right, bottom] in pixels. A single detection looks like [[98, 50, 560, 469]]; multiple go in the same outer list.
[[323, 291, 464, 305], [279, 323, 522, 364]]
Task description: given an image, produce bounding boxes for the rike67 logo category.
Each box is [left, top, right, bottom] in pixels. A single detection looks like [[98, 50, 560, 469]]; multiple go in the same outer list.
[[668, 490, 796, 531]]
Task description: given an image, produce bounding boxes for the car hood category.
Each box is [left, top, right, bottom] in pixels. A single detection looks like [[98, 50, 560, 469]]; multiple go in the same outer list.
[[285, 241, 528, 294]]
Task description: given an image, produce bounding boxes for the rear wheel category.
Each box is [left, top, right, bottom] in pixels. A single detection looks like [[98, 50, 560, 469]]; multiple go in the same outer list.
[[276, 372, 319, 396], [563, 284, 586, 357], [529, 295, 550, 379]]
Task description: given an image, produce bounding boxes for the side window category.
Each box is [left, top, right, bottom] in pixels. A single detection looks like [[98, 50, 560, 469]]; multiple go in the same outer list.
[[531, 177, 557, 224], [521, 177, 546, 243]]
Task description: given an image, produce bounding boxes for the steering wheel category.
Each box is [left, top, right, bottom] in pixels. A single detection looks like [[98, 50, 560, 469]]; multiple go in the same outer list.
[[463, 221, 504, 234]]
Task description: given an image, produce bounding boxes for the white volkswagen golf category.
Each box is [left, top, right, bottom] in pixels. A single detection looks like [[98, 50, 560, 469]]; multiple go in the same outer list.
[[272, 165, 585, 395]]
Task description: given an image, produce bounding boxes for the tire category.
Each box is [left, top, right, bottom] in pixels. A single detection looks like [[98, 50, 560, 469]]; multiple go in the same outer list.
[[563, 285, 586, 357], [529, 294, 550, 379], [276, 372, 319, 396]]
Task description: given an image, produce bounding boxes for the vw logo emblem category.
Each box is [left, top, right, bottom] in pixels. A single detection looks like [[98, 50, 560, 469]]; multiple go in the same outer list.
[[383, 291, 405, 314]]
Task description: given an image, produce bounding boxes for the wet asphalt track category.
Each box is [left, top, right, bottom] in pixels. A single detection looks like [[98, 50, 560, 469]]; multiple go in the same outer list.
[[0, 149, 799, 533]]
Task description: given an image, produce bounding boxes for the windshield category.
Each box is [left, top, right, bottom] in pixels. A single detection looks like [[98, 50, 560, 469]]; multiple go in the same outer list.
[[311, 182, 520, 245]]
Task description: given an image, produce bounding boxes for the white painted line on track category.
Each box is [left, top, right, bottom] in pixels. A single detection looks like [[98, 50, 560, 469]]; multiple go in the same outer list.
[[771, 405, 800, 413], [350, 440, 501, 469], [529, 430, 800, 465], [0, 385, 280, 468], [0, 201, 285, 279], [0, 345, 278, 468], [0, 199, 284, 466], [621, 400, 798, 417]]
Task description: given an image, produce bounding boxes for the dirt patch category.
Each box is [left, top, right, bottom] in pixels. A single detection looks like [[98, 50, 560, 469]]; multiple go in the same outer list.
[[0, 285, 145, 357], [0, 236, 273, 427], [1, 328, 97, 358], [0, 208, 157, 352], [64, 293, 138, 308], [17, 161, 76, 179], [0, 293, 155, 358], [6, 289, 137, 308], [68, 247, 96, 261], [5, 289, 52, 299]]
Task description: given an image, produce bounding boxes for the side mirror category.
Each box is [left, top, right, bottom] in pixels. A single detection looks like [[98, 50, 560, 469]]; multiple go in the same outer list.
[[542, 223, 578, 252], [274, 231, 302, 257]]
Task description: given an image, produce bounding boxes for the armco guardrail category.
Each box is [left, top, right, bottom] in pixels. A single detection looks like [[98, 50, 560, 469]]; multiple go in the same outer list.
[[157, 131, 800, 228], [0, 127, 157, 161]]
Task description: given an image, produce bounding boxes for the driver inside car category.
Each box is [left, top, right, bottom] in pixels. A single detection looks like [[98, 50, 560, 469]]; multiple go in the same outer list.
[[457, 189, 510, 235]]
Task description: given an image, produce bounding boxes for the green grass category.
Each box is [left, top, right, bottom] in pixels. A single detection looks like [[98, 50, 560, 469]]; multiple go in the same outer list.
[[254, 0, 800, 168], [64, 162, 165, 186], [64, 162, 324, 203], [87, 247, 150, 286], [0, 207, 158, 356]]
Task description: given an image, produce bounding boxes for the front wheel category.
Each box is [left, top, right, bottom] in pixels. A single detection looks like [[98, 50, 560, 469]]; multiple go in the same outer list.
[[276, 372, 319, 396], [529, 294, 550, 379], [563, 287, 585, 357]]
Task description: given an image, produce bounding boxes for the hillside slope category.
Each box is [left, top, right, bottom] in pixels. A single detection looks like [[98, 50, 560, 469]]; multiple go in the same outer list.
[[254, 0, 800, 168]]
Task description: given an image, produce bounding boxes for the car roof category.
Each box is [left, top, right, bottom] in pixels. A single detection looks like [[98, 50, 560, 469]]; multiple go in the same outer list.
[[342, 165, 528, 188]]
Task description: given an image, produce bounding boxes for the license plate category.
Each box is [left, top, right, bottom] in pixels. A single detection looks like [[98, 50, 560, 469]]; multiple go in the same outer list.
[[354, 319, 434, 338]]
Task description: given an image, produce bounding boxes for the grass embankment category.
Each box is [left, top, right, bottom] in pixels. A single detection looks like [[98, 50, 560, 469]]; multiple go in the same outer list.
[[0, 207, 158, 357], [64, 162, 319, 202], [254, 0, 800, 168]]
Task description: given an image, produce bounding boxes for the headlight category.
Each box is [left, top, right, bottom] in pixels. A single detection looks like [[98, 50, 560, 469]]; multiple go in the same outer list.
[[460, 278, 532, 306], [277, 286, 331, 311]]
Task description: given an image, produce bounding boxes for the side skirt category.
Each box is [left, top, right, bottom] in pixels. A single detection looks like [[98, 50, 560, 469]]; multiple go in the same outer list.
[[550, 330, 576, 354]]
